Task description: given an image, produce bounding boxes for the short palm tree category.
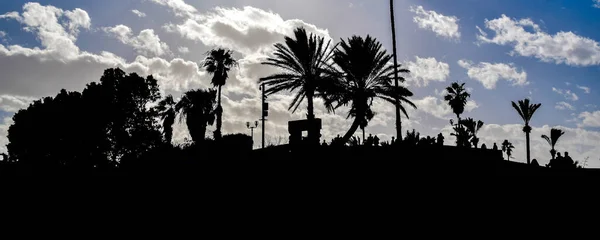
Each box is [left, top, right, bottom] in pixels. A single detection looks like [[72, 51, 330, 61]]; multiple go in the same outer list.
[[175, 89, 217, 143], [325, 35, 416, 145], [203, 48, 237, 140], [501, 139, 515, 161], [541, 128, 565, 160], [260, 27, 334, 145], [512, 98, 542, 164], [460, 118, 484, 148], [156, 95, 177, 144], [444, 82, 471, 123]]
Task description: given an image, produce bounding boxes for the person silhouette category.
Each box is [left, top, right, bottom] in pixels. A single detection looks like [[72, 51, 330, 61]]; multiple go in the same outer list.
[[564, 152, 574, 166], [391, 136, 395, 145], [366, 134, 374, 146], [481, 143, 487, 150], [322, 140, 328, 146], [437, 133, 444, 146], [493, 143, 498, 151], [374, 135, 380, 147], [531, 159, 540, 167]]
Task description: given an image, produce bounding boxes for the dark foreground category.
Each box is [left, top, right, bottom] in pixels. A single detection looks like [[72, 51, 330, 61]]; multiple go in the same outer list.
[[1, 144, 598, 177]]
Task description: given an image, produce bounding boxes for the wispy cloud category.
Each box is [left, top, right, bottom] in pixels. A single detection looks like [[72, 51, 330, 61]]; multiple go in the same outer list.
[[409, 5, 460, 40], [132, 9, 146, 18], [577, 85, 591, 94], [553, 87, 579, 101]]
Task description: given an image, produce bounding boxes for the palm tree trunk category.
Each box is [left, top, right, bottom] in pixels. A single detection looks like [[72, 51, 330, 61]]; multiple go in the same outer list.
[[215, 85, 223, 140], [362, 127, 365, 145], [340, 118, 362, 146], [306, 90, 317, 145], [390, 0, 402, 141], [526, 130, 531, 164]]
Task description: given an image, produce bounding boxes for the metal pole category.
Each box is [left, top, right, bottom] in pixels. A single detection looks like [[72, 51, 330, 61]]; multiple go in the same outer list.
[[261, 83, 266, 149]]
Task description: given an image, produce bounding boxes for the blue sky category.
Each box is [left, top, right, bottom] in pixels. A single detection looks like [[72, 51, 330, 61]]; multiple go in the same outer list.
[[0, 0, 599, 166]]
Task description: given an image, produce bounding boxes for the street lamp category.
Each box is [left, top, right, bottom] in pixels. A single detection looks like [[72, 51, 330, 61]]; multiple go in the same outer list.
[[247, 121, 258, 148]]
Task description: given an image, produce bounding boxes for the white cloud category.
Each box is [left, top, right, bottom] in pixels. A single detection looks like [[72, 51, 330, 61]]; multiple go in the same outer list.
[[555, 101, 575, 111], [577, 85, 591, 94], [0, 95, 35, 113], [63, 8, 91, 36], [477, 15, 600, 66], [552, 87, 579, 101], [165, 6, 332, 55], [586, 104, 597, 109], [594, 0, 600, 8], [579, 111, 600, 127], [0, 31, 6, 38], [458, 59, 528, 89], [178, 46, 189, 54], [409, 5, 460, 40], [132, 9, 146, 18], [404, 57, 449, 87], [565, 82, 572, 86], [104, 25, 171, 57], [150, 0, 197, 18], [0, 3, 208, 99], [0, 12, 22, 21], [0, 117, 14, 153], [412, 95, 478, 120]]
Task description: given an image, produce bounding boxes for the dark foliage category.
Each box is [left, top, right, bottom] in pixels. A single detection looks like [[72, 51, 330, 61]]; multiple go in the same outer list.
[[7, 68, 162, 169]]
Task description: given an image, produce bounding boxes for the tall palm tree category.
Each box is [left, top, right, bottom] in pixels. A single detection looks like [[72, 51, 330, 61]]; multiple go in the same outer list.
[[541, 128, 565, 160], [460, 118, 484, 148], [260, 27, 334, 145], [175, 89, 217, 143], [390, 0, 405, 140], [512, 98, 542, 164], [156, 95, 177, 144], [203, 48, 237, 140], [325, 35, 416, 145], [501, 140, 515, 161]]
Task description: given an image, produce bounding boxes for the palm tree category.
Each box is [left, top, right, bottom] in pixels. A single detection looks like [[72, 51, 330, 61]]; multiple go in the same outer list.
[[325, 35, 416, 145], [541, 128, 565, 160], [390, 0, 405, 140], [156, 95, 177, 144], [501, 139, 515, 161], [203, 48, 237, 140], [444, 82, 471, 123], [175, 89, 217, 143], [512, 98, 542, 164], [460, 118, 484, 148], [260, 27, 334, 145]]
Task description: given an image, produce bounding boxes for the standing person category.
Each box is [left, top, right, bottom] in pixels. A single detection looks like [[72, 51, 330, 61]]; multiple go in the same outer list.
[[493, 143, 498, 151], [374, 135, 380, 147]]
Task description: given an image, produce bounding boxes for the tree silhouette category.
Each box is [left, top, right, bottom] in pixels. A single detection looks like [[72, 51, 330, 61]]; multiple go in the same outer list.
[[8, 68, 162, 167], [157, 95, 177, 144], [511, 98, 541, 164], [444, 82, 470, 123], [460, 118, 484, 148], [175, 89, 217, 143], [450, 119, 471, 148], [325, 35, 416, 145], [260, 27, 335, 145], [541, 128, 565, 160], [203, 48, 237, 140], [501, 139, 515, 161]]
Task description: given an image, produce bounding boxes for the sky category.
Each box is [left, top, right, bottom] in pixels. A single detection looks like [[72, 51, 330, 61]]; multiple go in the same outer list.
[[0, 0, 599, 167]]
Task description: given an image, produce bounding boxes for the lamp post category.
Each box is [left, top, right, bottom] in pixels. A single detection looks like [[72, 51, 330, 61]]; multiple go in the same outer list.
[[247, 121, 258, 148]]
